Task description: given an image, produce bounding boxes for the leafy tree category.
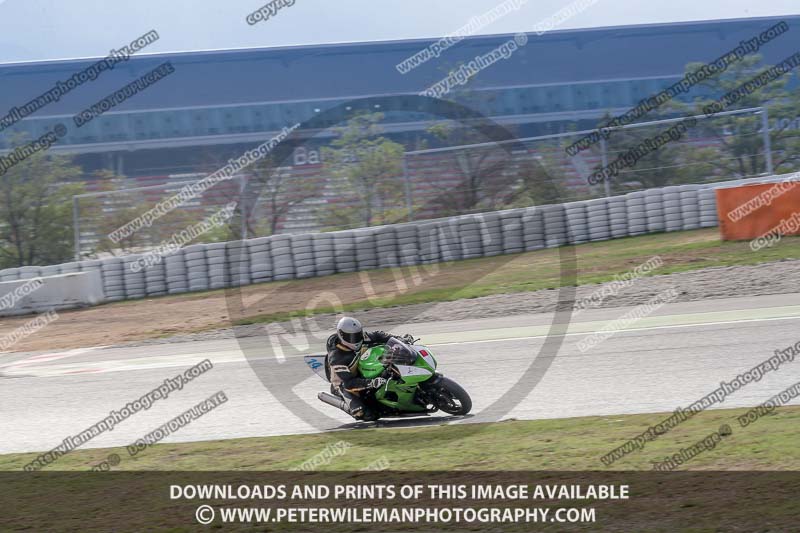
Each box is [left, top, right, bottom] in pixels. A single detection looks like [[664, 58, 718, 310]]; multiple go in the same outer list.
[[600, 114, 703, 192], [83, 170, 230, 256], [418, 63, 565, 211], [426, 119, 564, 212], [571, 54, 800, 195], [0, 138, 83, 267], [321, 112, 405, 228], [674, 54, 799, 179], [504, 152, 570, 207], [427, 121, 508, 214], [767, 78, 800, 173]]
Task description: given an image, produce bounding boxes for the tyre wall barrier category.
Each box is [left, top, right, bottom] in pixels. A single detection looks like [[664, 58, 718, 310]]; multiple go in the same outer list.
[[396, 224, 420, 267], [0, 175, 787, 307], [679, 184, 701, 231], [521, 207, 545, 251], [662, 186, 683, 232], [247, 236, 273, 283], [477, 211, 503, 256]]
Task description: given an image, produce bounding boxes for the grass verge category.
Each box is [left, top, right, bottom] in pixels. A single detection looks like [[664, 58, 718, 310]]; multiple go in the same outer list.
[[3, 228, 799, 351], [3, 405, 798, 471], [231, 229, 800, 326]]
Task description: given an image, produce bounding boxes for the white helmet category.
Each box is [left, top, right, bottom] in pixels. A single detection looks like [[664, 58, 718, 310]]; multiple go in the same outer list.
[[336, 316, 364, 351]]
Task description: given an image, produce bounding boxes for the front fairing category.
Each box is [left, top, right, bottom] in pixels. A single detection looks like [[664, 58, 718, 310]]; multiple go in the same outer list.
[[359, 345, 386, 379], [414, 345, 437, 373], [359, 340, 438, 384]]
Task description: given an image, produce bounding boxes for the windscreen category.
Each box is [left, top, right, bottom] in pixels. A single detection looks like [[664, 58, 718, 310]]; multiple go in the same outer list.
[[383, 337, 418, 365]]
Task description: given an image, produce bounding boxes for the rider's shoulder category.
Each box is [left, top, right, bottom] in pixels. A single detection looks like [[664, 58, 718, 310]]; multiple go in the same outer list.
[[326, 333, 339, 350]]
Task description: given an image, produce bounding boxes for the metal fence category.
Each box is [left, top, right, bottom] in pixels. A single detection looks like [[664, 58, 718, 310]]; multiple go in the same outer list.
[[71, 107, 777, 260], [402, 107, 773, 205]]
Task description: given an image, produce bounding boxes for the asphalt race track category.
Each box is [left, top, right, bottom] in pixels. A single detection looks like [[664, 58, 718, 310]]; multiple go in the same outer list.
[[2, 292, 799, 455]]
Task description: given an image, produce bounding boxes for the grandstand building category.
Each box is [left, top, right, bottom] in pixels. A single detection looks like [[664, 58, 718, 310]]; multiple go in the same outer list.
[[1, 15, 798, 235]]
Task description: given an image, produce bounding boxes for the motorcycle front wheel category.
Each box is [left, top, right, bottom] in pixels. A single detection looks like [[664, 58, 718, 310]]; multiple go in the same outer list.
[[432, 377, 472, 415]]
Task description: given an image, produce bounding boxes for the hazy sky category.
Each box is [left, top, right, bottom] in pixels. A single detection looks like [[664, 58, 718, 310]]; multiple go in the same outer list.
[[0, 0, 797, 64]]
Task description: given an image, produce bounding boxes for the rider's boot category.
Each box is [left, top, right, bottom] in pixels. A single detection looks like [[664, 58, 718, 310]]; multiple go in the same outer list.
[[338, 386, 378, 421]]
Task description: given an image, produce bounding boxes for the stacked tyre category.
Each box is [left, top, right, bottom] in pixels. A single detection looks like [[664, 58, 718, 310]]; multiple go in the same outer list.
[[375, 226, 400, 269], [698, 187, 719, 228], [586, 198, 611, 242], [437, 219, 462, 261], [644, 188, 665, 233], [332, 231, 358, 273], [225, 240, 251, 287], [0, 268, 20, 282], [478, 212, 503, 256], [165, 249, 189, 294], [625, 192, 648, 236], [661, 186, 683, 232], [138, 256, 166, 296], [457, 215, 484, 259], [184, 244, 210, 292], [18, 266, 42, 279], [59, 262, 80, 275], [521, 206, 545, 251], [292, 234, 316, 279], [354, 229, 379, 270], [101, 258, 126, 301], [395, 224, 420, 267], [564, 202, 589, 244], [312, 233, 337, 276], [247, 236, 273, 283], [122, 255, 147, 299], [40, 264, 61, 278], [541, 204, 568, 248], [679, 185, 701, 231], [607, 195, 629, 238], [271, 235, 295, 280], [499, 210, 525, 254], [418, 222, 440, 264]]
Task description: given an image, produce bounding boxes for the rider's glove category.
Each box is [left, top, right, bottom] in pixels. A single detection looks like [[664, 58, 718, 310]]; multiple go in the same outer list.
[[368, 377, 387, 389], [401, 333, 416, 344]]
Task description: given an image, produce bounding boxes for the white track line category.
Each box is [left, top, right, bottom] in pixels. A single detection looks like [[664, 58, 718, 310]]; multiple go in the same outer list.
[[6, 313, 800, 378]]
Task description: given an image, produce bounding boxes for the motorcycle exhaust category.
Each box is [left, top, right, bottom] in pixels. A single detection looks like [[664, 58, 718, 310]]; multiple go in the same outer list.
[[318, 392, 347, 412]]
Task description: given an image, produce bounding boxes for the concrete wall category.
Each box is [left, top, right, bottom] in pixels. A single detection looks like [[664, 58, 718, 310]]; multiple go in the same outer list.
[[0, 271, 104, 316]]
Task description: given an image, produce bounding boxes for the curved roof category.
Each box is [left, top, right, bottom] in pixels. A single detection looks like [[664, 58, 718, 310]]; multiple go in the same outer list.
[[1, 15, 797, 116]]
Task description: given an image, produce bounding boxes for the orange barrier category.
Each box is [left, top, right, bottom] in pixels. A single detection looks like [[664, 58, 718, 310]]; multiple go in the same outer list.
[[716, 181, 800, 241]]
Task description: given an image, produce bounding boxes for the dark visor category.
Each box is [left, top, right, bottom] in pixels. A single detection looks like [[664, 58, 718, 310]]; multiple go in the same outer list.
[[341, 330, 363, 344]]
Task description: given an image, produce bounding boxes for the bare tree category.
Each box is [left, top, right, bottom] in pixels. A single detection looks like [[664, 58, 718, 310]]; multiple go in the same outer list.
[[321, 112, 405, 229], [249, 154, 319, 235]]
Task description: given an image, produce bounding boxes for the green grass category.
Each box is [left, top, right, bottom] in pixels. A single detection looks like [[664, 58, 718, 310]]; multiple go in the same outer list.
[[4, 406, 798, 532], [16, 227, 797, 353], [4, 405, 798, 472], [232, 229, 800, 326]]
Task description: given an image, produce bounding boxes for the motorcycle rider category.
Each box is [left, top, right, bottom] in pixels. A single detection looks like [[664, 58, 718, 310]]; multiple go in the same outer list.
[[325, 316, 408, 421]]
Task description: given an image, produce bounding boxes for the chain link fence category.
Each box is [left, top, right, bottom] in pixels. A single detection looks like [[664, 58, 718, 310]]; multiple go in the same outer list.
[[72, 107, 778, 259], [403, 106, 775, 212]]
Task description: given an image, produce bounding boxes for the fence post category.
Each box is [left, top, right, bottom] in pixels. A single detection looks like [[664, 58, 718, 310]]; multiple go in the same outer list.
[[402, 157, 414, 222], [73, 195, 81, 261], [239, 175, 248, 240], [600, 137, 611, 198], [761, 107, 774, 176]]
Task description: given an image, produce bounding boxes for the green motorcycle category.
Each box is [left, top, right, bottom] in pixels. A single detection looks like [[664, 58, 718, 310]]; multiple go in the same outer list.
[[306, 337, 472, 420]]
